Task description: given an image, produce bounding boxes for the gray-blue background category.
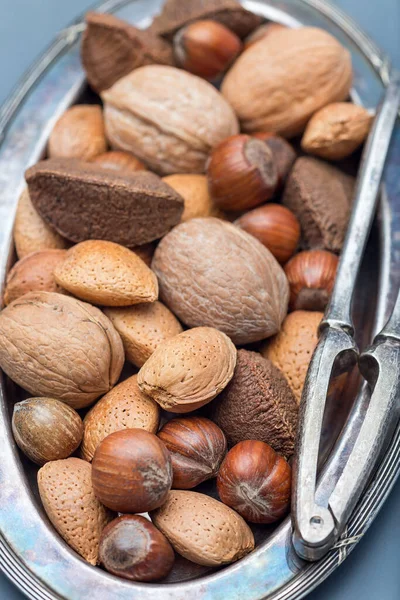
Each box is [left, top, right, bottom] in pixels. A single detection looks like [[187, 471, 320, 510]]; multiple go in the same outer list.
[[0, 1, 399, 598]]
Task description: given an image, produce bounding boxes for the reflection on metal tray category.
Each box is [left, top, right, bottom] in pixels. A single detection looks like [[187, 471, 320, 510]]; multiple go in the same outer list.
[[0, 0, 399, 599]]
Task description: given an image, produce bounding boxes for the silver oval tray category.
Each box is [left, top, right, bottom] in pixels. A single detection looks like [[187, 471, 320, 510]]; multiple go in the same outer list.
[[1, 1, 400, 599]]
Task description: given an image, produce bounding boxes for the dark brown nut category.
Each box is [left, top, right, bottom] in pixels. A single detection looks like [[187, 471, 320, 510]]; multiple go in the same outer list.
[[174, 20, 242, 80], [132, 242, 157, 267], [99, 515, 175, 581], [92, 429, 172, 513], [48, 105, 107, 160], [253, 132, 296, 188], [282, 157, 354, 252], [217, 440, 291, 523], [81, 12, 174, 92], [207, 134, 278, 211], [4, 249, 66, 305], [235, 204, 300, 264], [90, 151, 147, 173], [25, 159, 184, 247], [211, 349, 298, 458], [150, 0, 263, 40], [284, 249, 339, 311], [158, 417, 227, 489], [12, 397, 83, 465]]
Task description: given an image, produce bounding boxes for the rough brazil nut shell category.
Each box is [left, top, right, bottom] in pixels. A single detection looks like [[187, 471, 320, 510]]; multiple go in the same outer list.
[[104, 301, 183, 368], [262, 311, 323, 403], [25, 159, 184, 247], [38, 457, 113, 565], [151, 490, 255, 566], [102, 65, 239, 175], [221, 27, 352, 137], [12, 397, 83, 465], [211, 349, 298, 457], [48, 105, 107, 160], [82, 12, 174, 93], [0, 292, 124, 409], [13, 188, 67, 259], [152, 218, 289, 345], [54, 240, 158, 306], [81, 375, 160, 462], [4, 249, 66, 305], [138, 327, 237, 413]]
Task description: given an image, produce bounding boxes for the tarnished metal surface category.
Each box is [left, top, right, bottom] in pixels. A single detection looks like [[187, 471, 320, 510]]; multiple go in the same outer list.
[[0, 1, 399, 599]]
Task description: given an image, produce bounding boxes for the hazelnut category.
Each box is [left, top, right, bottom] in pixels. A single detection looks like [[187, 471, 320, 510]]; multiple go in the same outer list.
[[12, 397, 83, 465], [99, 515, 174, 581], [217, 440, 291, 523], [207, 134, 278, 211], [48, 105, 107, 160], [284, 249, 339, 311], [235, 204, 300, 264], [252, 132, 296, 188], [90, 151, 146, 173], [174, 20, 242, 80], [92, 429, 172, 513], [158, 417, 227, 489]]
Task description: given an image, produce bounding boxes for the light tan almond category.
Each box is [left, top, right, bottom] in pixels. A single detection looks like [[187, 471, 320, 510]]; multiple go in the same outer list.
[[38, 458, 113, 564], [151, 490, 254, 566], [54, 240, 158, 306], [301, 102, 373, 160], [81, 375, 160, 462], [48, 105, 107, 160], [4, 249, 67, 305], [137, 326, 237, 413], [261, 310, 323, 403], [104, 301, 183, 367], [162, 174, 222, 222], [14, 188, 67, 259]]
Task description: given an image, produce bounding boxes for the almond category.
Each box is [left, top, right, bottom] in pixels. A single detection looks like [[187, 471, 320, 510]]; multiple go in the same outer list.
[[13, 188, 67, 259], [162, 174, 222, 222], [151, 490, 254, 566], [81, 375, 160, 462], [4, 249, 67, 305], [38, 458, 113, 564], [137, 326, 236, 413], [54, 240, 158, 306], [301, 102, 373, 160], [48, 105, 107, 160], [104, 301, 183, 367]]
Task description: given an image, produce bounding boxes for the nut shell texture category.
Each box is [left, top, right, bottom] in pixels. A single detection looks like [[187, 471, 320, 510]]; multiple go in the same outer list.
[[163, 174, 221, 222], [38, 458, 113, 565], [211, 349, 298, 457], [104, 301, 183, 367], [48, 105, 107, 160], [54, 240, 158, 306], [81, 375, 160, 462], [0, 292, 124, 408], [151, 490, 255, 566], [152, 218, 289, 344], [262, 311, 323, 403], [221, 27, 352, 137], [102, 65, 239, 175], [138, 327, 237, 413]]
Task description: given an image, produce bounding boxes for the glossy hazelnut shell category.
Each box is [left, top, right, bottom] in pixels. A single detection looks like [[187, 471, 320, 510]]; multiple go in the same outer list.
[[217, 440, 291, 523], [99, 515, 174, 581], [92, 429, 172, 513], [158, 416, 227, 489], [253, 132, 296, 188]]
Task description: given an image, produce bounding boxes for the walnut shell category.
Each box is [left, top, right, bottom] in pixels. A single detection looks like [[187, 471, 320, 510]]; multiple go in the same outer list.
[[102, 65, 239, 174], [152, 218, 289, 344], [151, 490, 254, 566], [0, 292, 124, 408], [81, 375, 160, 462], [13, 188, 67, 259], [4, 249, 66, 305], [211, 349, 298, 457], [301, 102, 373, 160], [48, 105, 107, 160], [221, 27, 352, 137], [104, 301, 183, 367], [261, 310, 323, 403], [54, 240, 158, 306], [137, 327, 236, 413], [38, 458, 113, 564]]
